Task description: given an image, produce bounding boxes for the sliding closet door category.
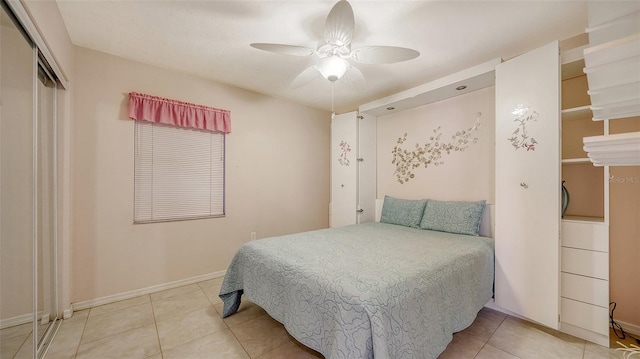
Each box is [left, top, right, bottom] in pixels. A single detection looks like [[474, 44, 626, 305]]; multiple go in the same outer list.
[[495, 41, 561, 330], [0, 4, 36, 358], [36, 63, 58, 348]]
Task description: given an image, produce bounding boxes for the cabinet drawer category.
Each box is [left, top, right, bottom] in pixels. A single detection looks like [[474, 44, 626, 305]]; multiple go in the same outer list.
[[561, 298, 609, 336], [561, 248, 609, 280], [561, 272, 608, 307], [561, 221, 608, 252]]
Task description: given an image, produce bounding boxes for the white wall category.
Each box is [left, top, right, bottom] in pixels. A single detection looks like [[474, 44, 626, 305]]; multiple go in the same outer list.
[[70, 47, 330, 303], [376, 87, 495, 203]]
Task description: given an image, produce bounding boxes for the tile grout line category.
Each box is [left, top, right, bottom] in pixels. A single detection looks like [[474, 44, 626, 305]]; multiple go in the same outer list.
[[149, 293, 164, 359], [11, 330, 32, 358], [153, 285, 231, 357], [482, 313, 519, 359], [224, 317, 252, 357], [472, 342, 489, 359], [73, 309, 91, 358]]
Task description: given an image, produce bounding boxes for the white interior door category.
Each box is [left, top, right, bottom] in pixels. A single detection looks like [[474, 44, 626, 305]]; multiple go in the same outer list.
[[495, 41, 561, 329], [357, 113, 376, 224], [331, 112, 357, 227]]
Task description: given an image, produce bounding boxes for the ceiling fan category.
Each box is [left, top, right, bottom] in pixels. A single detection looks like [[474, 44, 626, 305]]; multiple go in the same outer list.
[[250, 0, 420, 90]]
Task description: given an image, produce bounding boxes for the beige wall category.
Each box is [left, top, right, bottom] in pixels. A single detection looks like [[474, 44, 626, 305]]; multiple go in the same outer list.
[[71, 47, 330, 302], [609, 117, 640, 328], [376, 87, 495, 204]]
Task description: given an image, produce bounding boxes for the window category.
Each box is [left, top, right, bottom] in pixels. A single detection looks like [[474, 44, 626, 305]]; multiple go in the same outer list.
[[128, 92, 230, 223], [134, 121, 225, 223]]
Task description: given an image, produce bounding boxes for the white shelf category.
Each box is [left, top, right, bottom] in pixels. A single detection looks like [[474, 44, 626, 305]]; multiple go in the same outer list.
[[561, 106, 592, 121], [561, 158, 591, 164], [562, 216, 605, 223], [561, 45, 586, 80]]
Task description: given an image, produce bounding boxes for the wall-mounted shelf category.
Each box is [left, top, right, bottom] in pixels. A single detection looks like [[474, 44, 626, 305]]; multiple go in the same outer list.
[[561, 45, 587, 80], [562, 215, 606, 223], [562, 106, 592, 121], [562, 158, 592, 164]]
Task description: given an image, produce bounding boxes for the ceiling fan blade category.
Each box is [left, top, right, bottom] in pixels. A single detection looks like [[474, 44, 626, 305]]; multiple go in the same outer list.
[[291, 66, 322, 88], [338, 65, 367, 92], [250, 43, 316, 57], [350, 46, 420, 64], [324, 0, 355, 47]]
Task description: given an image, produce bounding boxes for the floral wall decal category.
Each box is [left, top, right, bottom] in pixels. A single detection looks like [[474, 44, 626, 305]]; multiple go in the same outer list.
[[508, 104, 539, 151], [338, 140, 352, 166], [391, 112, 481, 184]]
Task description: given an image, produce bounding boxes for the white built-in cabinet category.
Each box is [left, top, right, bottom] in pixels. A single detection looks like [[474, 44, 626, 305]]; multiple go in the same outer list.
[[560, 38, 611, 346], [330, 111, 376, 227], [494, 41, 562, 330], [495, 40, 611, 346], [351, 38, 614, 345]]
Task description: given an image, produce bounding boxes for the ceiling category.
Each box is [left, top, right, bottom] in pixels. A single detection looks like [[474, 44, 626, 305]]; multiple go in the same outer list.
[[55, 0, 588, 113]]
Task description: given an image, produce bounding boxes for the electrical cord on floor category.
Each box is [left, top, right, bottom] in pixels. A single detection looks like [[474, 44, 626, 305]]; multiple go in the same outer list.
[[610, 302, 640, 345]]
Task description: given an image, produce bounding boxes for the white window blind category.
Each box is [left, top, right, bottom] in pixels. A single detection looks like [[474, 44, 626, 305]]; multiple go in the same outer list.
[[134, 121, 225, 223]]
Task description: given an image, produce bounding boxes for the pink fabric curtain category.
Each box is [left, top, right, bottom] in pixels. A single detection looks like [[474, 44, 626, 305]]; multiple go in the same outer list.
[[128, 92, 231, 133]]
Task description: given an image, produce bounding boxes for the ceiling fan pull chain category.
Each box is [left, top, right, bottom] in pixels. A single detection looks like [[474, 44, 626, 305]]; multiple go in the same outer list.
[[331, 84, 336, 120]]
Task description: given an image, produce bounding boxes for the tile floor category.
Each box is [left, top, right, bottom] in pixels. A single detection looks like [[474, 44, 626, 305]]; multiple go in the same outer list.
[[4, 276, 633, 359]]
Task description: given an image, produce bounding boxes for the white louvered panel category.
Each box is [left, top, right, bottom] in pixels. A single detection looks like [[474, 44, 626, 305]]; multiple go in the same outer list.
[[588, 82, 640, 109], [591, 98, 640, 121], [561, 247, 609, 280], [584, 5, 640, 123], [583, 132, 640, 166], [561, 298, 609, 336], [561, 273, 608, 307], [586, 8, 640, 46], [583, 56, 639, 92], [561, 221, 608, 252], [583, 34, 640, 68], [134, 121, 225, 223]]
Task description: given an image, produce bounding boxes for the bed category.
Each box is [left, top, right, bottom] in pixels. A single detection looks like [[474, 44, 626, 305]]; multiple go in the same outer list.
[[219, 198, 494, 359]]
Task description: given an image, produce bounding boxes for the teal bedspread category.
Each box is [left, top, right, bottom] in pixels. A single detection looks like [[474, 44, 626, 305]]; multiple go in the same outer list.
[[220, 222, 495, 359]]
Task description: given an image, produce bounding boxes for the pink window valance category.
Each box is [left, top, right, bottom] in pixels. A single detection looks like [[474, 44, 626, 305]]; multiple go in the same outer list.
[[128, 92, 231, 133]]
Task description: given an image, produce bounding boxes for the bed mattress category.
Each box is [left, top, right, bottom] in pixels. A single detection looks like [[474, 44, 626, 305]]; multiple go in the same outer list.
[[220, 222, 495, 359]]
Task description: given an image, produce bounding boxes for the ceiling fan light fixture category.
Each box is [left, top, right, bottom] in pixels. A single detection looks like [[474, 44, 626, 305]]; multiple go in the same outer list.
[[317, 55, 349, 82]]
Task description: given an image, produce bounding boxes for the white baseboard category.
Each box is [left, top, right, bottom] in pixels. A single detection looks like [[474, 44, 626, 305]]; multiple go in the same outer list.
[[63, 305, 73, 319], [484, 299, 528, 321], [0, 312, 33, 330], [614, 319, 640, 337], [486, 299, 640, 343], [71, 270, 226, 312], [561, 322, 609, 347]]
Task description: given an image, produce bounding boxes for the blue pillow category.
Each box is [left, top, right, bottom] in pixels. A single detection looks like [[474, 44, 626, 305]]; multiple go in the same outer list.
[[420, 199, 486, 236], [380, 196, 427, 228]]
